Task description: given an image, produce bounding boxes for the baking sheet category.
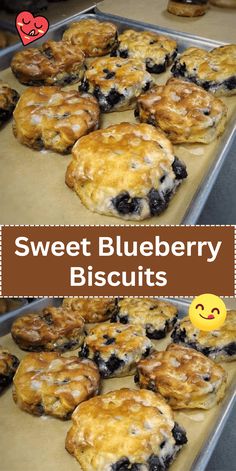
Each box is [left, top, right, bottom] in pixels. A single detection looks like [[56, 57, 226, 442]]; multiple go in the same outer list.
[[0, 11, 235, 225], [0, 298, 235, 471]]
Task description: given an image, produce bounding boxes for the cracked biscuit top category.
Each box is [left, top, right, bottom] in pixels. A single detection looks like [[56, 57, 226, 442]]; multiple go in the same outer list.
[[136, 344, 227, 409], [11, 40, 85, 86], [112, 298, 178, 339], [113, 29, 177, 74], [13, 87, 99, 154], [171, 310, 236, 362], [66, 388, 187, 471], [80, 322, 152, 378], [13, 352, 100, 419], [62, 298, 117, 323], [0, 348, 20, 393], [11, 306, 85, 352], [171, 45, 236, 96], [63, 18, 118, 57], [136, 78, 227, 144], [65, 122, 187, 221], [0, 81, 19, 127], [79, 57, 153, 112]]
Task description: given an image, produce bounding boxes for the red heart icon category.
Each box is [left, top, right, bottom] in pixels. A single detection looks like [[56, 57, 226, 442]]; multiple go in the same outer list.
[[16, 11, 49, 46]]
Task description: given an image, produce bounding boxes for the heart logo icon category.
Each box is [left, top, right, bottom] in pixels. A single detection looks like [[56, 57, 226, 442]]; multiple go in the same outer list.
[[16, 11, 49, 46]]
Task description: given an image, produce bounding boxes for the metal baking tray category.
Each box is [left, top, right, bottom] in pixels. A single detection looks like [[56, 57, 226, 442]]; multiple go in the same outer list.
[[0, 297, 235, 471]]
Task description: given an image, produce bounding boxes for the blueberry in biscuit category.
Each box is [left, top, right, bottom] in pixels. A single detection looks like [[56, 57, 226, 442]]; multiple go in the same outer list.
[[171, 45, 236, 96], [62, 298, 118, 323], [11, 306, 85, 352], [171, 310, 236, 362], [66, 388, 187, 471], [112, 29, 177, 74], [136, 77, 227, 144], [63, 18, 118, 57], [136, 343, 227, 409], [0, 82, 19, 128], [11, 40, 85, 86], [79, 57, 153, 112], [13, 352, 100, 418], [13, 87, 99, 154], [0, 348, 19, 393], [66, 122, 187, 221], [79, 323, 152, 378], [112, 298, 178, 339]]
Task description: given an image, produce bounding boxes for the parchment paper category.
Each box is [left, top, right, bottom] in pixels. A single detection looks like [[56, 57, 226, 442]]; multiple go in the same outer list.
[[0, 329, 235, 471], [0, 61, 235, 225]]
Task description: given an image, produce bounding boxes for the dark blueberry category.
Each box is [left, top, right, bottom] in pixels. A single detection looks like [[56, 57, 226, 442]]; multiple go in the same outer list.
[[171, 327, 186, 343], [112, 459, 141, 471], [35, 403, 44, 415], [134, 107, 140, 118], [203, 109, 210, 116], [119, 315, 129, 324], [146, 61, 166, 74], [172, 157, 187, 180], [11, 356, 20, 369], [104, 71, 116, 80], [163, 455, 173, 468], [160, 440, 166, 449], [171, 61, 187, 77], [148, 188, 168, 216], [107, 89, 123, 107], [104, 337, 116, 345], [146, 325, 167, 340], [59, 340, 79, 352], [143, 347, 151, 357], [160, 175, 166, 184], [149, 40, 157, 45], [112, 192, 141, 215], [203, 374, 210, 381], [142, 81, 152, 92], [172, 423, 187, 446], [224, 342, 236, 356], [79, 79, 89, 93], [148, 454, 165, 471], [147, 380, 157, 392], [225, 76, 236, 90], [202, 81, 211, 91], [80, 344, 89, 358], [106, 354, 124, 375], [146, 116, 156, 127], [62, 74, 78, 85], [110, 49, 118, 57], [42, 313, 54, 325], [0, 374, 12, 393], [134, 372, 139, 383], [34, 137, 44, 150], [63, 410, 73, 420], [43, 47, 54, 60], [119, 49, 129, 58]]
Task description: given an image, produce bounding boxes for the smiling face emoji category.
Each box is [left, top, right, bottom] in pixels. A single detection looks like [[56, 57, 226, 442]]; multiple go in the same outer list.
[[189, 294, 227, 331]]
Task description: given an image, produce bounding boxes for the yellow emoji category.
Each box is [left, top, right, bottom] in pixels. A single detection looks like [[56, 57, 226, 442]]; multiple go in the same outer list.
[[189, 294, 227, 331]]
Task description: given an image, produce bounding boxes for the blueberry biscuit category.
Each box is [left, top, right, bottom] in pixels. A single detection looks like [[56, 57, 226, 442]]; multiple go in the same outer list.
[[0, 82, 19, 127], [13, 87, 99, 154], [80, 323, 152, 378], [11, 40, 85, 86], [66, 388, 187, 471], [172, 310, 236, 362], [112, 29, 177, 74], [0, 348, 19, 393], [136, 78, 227, 144], [13, 352, 100, 418], [79, 57, 153, 112], [112, 298, 178, 339], [62, 298, 118, 323], [136, 344, 227, 409], [66, 122, 187, 221], [171, 45, 236, 96], [11, 306, 85, 352], [63, 18, 118, 57]]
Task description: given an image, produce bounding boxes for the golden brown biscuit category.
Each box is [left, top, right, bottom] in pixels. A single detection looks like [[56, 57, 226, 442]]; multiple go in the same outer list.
[[0, 82, 19, 127], [11, 306, 85, 352], [0, 30, 8, 49], [63, 18, 118, 57], [62, 298, 117, 323], [13, 87, 99, 154], [171, 45, 236, 96], [66, 122, 187, 220], [172, 310, 236, 362], [80, 323, 152, 378], [136, 344, 227, 409], [112, 29, 177, 74], [112, 298, 178, 339], [11, 40, 85, 86], [136, 78, 227, 144], [13, 352, 100, 418], [0, 348, 20, 393], [79, 57, 153, 112], [66, 388, 187, 471]]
